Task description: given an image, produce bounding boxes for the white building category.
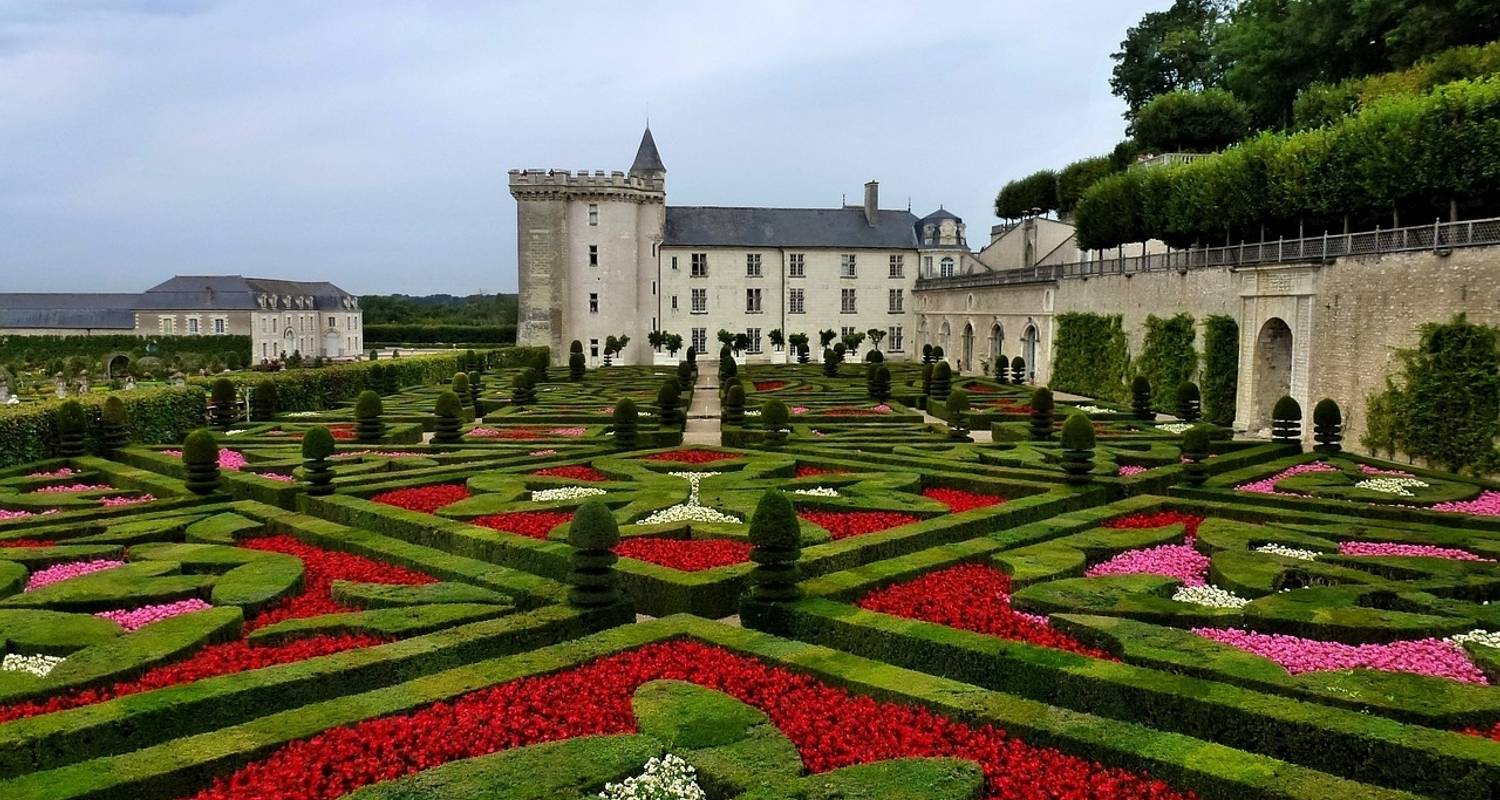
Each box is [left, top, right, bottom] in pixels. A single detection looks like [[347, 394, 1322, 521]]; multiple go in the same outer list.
[[509, 128, 968, 365]]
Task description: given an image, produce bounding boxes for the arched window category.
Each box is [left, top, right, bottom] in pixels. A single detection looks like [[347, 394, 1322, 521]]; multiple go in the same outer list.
[[940, 257, 955, 278]]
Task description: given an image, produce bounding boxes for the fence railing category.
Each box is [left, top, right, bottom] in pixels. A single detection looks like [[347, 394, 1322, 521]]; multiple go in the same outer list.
[[914, 216, 1500, 291]]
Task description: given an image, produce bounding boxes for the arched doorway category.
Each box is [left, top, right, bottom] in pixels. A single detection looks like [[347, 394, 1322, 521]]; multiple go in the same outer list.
[[282, 328, 296, 358], [1022, 324, 1039, 382], [989, 323, 1004, 365], [939, 320, 951, 359], [961, 323, 974, 373], [1254, 317, 1293, 430]]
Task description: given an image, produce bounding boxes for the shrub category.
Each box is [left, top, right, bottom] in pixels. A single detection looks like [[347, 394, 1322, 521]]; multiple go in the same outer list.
[[56, 400, 89, 457], [946, 389, 970, 440], [363, 324, 515, 345], [354, 391, 385, 443], [567, 501, 621, 608], [182, 428, 220, 495], [530, 349, 549, 382], [920, 363, 933, 396], [1201, 316, 1239, 426], [451, 372, 469, 401], [922, 344, 934, 364], [510, 368, 537, 407], [99, 396, 129, 455], [994, 356, 1009, 383], [822, 349, 838, 378], [1175, 381, 1202, 423], [746, 490, 801, 602], [762, 399, 790, 445], [930, 362, 952, 402], [432, 391, 464, 444], [1010, 355, 1025, 385], [1312, 398, 1343, 454], [868, 364, 891, 402], [1059, 413, 1095, 485], [722, 383, 746, 426], [613, 398, 638, 449], [657, 377, 683, 427], [1131, 376, 1153, 420], [675, 360, 692, 387], [1029, 387, 1055, 441], [467, 370, 483, 408], [1272, 395, 1303, 445], [0, 386, 203, 468], [210, 378, 238, 430], [569, 350, 586, 381], [1182, 425, 1212, 486], [1132, 89, 1250, 153]]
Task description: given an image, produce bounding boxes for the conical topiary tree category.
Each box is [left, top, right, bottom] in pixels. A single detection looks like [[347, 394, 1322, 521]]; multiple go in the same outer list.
[[432, 390, 464, 444], [676, 359, 693, 389], [613, 398, 638, 449], [920, 363, 933, 396], [1181, 425, 1211, 486], [569, 340, 586, 381], [367, 363, 385, 396], [922, 343, 934, 364], [380, 362, 400, 395], [995, 355, 1009, 383], [301, 426, 336, 496], [511, 368, 536, 407], [868, 364, 891, 401], [467, 370, 483, 409], [1175, 381, 1201, 423], [1029, 387, 1055, 441], [720, 352, 739, 384], [818, 348, 835, 377], [930, 362, 952, 402], [183, 428, 220, 495], [1060, 413, 1095, 485], [354, 390, 385, 443], [56, 400, 88, 457], [657, 376, 683, 427], [211, 378, 238, 430], [567, 501, 621, 608], [797, 342, 810, 364], [762, 399, 790, 446], [251, 379, 279, 420], [1272, 395, 1302, 446], [1131, 375, 1153, 420], [100, 396, 129, 456], [1312, 398, 1342, 454], [1010, 355, 1025, 385], [531, 349, 549, 383], [747, 490, 801, 602], [946, 388, 970, 441], [722, 383, 746, 426]]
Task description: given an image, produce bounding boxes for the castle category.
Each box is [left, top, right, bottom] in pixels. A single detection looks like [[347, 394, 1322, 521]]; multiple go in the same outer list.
[[509, 128, 969, 366]]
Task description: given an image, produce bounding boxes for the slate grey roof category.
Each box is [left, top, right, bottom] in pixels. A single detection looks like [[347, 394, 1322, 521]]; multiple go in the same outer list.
[[135, 276, 352, 311], [630, 127, 665, 175], [664, 206, 920, 249], [920, 208, 962, 223], [0, 294, 138, 330]]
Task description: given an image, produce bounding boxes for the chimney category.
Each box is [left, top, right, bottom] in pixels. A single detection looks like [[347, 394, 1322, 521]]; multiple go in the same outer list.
[[863, 180, 879, 226]]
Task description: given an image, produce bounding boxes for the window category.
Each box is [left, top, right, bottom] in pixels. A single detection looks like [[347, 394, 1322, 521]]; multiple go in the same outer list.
[[588, 204, 599, 226], [690, 288, 707, 314], [923, 255, 933, 276], [671, 256, 678, 271], [159, 316, 176, 335], [589, 245, 599, 267], [788, 288, 805, 314], [888, 288, 904, 313], [840, 288, 857, 313], [746, 327, 762, 354], [328, 316, 336, 328], [746, 253, 762, 277], [671, 294, 679, 311], [745, 288, 762, 313], [940, 257, 956, 278], [889, 254, 904, 278], [589, 293, 599, 314], [690, 253, 708, 277], [187, 318, 199, 334], [214, 318, 226, 334], [888, 326, 904, 352], [691, 327, 707, 353], [840, 253, 857, 278], [788, 253, 805, 278], [840, 326, 856, 338]]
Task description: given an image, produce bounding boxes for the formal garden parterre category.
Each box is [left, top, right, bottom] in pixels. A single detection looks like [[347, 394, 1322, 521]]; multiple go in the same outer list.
[[0, 346, 1498, 798]]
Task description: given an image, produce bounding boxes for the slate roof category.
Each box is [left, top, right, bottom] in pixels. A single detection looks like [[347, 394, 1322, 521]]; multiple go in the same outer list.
[[664, 206, 921, 249], [0, 294, 138, 330], [135, 276, 353, 311], [630, 128, 665, 176], [920, 208, 962, 223]]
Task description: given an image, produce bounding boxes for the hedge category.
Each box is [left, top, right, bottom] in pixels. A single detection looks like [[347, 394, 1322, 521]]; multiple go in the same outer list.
[[1293, 40, 1500, 130], [0, 335, 250, 370], [364, 324, 516, 345], [1201, 315, 1239, 426], [1075, 77, 1500, 249], [1133, 314, 1196, 412], [1050, 313, 1129, 402], [0, 387, 206, 468]]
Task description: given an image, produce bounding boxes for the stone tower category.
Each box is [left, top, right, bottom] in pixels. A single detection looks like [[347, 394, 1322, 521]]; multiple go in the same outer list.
[[509, 128, 666, 364]]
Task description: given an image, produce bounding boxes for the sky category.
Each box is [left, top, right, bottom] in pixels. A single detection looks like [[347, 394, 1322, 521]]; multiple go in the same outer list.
[[0, 0, 1161, 295]]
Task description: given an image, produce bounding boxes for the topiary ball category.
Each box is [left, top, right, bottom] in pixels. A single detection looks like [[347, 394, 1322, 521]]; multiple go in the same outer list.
[[183, 428, 219, 465], [1273, 395, 1302, 421], [354, 390, 382, 419], [451, 372, 469, 395], [762, 399, 789, 431], [101, 395, 126, 425], [946, 388, 969, 415], [1031, 387, 1055, 413], [1313, 398, 1341, 427], [1060, 412, 1096, 451], [749, 489, 800, 552], [434, 390, 463, 418], [568, 500, 620, 551], [211, 378, 236, 405], [301, 426, 336, 461], [1182, 424, 1211, 456]]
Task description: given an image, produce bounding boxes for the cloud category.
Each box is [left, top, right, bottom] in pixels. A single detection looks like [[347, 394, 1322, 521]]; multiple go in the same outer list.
[[0, 1, 1156, 294]]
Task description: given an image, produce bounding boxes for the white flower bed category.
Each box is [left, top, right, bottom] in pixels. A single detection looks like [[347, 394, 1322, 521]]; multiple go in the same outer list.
[[1450, 629, 1500, 649], [1074, 405, 1113, 415], [283, 411, 323, 418], [531, 486, 607, 502], [1172, 585, 1250, 608], [2, 653, 64, 678], [638, 472, 740, 525], [1254, 543, 1321, 561], [1157, 422, 1194, 434], [225, 429, 249, 436], [792, 486, 839, 497], [743, 409, 761, 417], [1353, 476, 1430, 497], [599, 754, 705, 800]]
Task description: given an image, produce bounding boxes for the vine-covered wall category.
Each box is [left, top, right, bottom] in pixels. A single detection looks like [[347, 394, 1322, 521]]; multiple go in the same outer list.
[[1050, 313, 1130, 402], [1201, 315, 1239, 426], [1133, 314, 1197, 411]]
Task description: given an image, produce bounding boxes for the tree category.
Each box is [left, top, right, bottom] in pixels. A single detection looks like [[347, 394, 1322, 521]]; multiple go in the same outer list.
[[818, 329, 838, 349], [432, 391, 464, 444], [603, 335, 619, 367], [613, 398, 638, 449], [865, 328, 886, 352], [768, 329, 785, 352], [1058, 156, 1118, 214], [567, 501, 621, 608], [647, 330, 666, 352], [746, 490, 802, 602], [1110, 0, 1228, 118], [717, 330, 736, 350], [665, 333, 683, 356], [840, 331, 865, 357], [183, 429, 220, 495], [995, 170, 1059, 220], [1132, 89, 1249, 153], [354, 390, 386, 443], [301, 426, 336, 496], [732, 332, 749, 356], [788, 333, 809, 363]]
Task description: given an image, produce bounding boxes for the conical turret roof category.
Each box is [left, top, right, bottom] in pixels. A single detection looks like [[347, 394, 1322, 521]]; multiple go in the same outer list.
[[629, 127, 665, 175]]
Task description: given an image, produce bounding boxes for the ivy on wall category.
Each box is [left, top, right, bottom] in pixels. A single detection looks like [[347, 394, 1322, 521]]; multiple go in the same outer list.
[[1201, 315, 1240, 426], [1133, 314, 1197, 412], [1050, 313, 1130, 402]]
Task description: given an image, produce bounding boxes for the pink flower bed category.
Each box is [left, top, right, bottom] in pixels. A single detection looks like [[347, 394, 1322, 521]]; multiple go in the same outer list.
[[1359, 464, 1416, 478], [100, 494, 155, 507], [1116, 465, 1147, 477], [529, 449, 559, 456], [162, 450, 247, 470], [96, 599, 213, 632], [25, 559, 126, 591], [0, 509, 57, 520], [465, 427, 505, 438], [332, 451, 427, 459], [1430, 491, 1500, 517], [32, 483, 106, 494], [791, 406, 810, 415], [1085, 544, 1210, 587], [259, 473, 296, 483], [1234, 461, 1337, 495], [547, 427, 586, 437], [1338, 541, 1494, 561], [27, 468, 75, 479], [1193, 627, 1488, 684]]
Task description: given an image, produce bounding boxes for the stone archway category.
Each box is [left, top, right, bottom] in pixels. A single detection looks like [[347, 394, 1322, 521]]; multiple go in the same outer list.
[[1253, 317, 1293, 430]]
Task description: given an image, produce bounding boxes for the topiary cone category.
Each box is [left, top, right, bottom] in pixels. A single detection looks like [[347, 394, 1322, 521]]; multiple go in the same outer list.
[[930, 362, 952, 402], [301, 426, 336, 496], [1312, 398, 1342, 454], [1131, 375, 1153, 420], [211, 378, 238, 430], [1271, 395, 1302, 446], [182, 428, 221, 495], [100, 396, 129, 456], [55, 399, 89, 458], [613, 398, 638, 449], [1029, 387, 1055, 441], [432, 390, 464, 444], [354, 390, 386, 443], [747, 490, 802, 602], [1181, 425, 1211, 486], [1175, 381, 1201, 423], [567, 501, 622, 608], [1059, 413, 1095, 485]]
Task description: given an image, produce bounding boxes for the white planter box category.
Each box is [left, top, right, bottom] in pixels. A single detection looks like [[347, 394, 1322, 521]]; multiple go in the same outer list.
[[653, 352, 678, 366]]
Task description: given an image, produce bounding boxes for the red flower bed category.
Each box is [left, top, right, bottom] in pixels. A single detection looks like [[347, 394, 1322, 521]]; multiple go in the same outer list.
[[242, 535, 436, 630], [614, 537, 752, 571], [643, 449, 740, 464], [753, 380, 787, 391], [858, 563, 1116, 660], [798, 509, 919, 540], [0, 539, 56, 548], [371, 484, 472, 515], [0, 634, 385, 724], [964, 382, 1001, 394], [1103, 510, 1206, 540], [532, 465, 608, 482], [470, 511, 574, 540], [328, 425, 357, 441], [1467, 722, 1500, 741], [185, 640, 1189, 800], [991, 399, 1034, 413], [922, 487, 1006, 513], [795, 464, 849, 478]]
